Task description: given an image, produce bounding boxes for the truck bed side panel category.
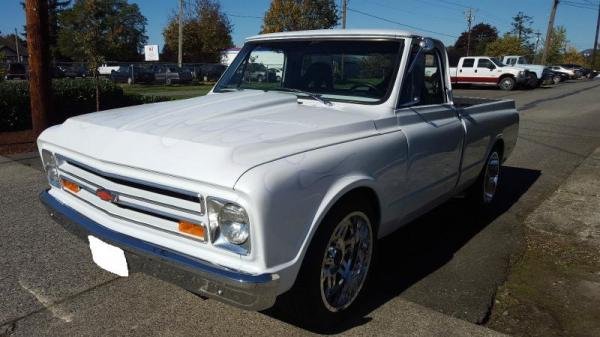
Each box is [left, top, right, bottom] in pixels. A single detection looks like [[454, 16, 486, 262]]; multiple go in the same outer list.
[[454, 97, 519, 189]]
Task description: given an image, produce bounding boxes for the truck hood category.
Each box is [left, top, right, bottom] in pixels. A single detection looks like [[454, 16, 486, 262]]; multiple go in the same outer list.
[[39, 90, 378, 188]]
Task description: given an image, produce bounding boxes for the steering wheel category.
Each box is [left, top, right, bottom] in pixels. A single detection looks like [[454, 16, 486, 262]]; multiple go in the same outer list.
[[350, 83, 382, 95]]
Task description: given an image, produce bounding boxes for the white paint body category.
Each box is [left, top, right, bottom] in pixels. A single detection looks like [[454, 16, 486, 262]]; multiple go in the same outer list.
[[38, 29, 519, 296]]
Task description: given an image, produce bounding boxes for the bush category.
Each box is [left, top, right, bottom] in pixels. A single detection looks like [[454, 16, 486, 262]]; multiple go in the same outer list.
[[0, 78, 171, 132]]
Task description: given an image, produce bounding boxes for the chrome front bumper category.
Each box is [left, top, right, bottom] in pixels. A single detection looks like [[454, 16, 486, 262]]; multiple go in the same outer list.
[[40, 190, 279, 311]]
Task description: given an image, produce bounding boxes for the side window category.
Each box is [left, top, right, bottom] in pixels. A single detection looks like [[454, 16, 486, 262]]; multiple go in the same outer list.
[[399, 48, 445, 107], [462, 58, 475, 67], [477, 58, 494, 69], [507, 58, 516, 66], [421, 52, 445, 105]]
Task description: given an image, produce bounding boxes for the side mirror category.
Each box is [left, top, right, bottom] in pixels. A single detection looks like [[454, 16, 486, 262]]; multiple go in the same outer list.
[[488, 64, 496, 70]]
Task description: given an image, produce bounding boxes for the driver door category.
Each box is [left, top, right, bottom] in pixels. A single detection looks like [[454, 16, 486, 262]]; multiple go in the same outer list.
[[476, 58, 498, 84], [394, 46, 464, 216]]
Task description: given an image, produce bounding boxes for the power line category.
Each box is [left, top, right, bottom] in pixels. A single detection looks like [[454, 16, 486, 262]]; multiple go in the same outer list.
[[347, 7, 459, 38], [225, 13, 262, 19]]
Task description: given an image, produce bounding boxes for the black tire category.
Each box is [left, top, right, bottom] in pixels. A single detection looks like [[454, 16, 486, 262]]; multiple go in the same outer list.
[[466, 146, 502, 205], [498, 76, 516, 91], [278, 196, 376, 331]]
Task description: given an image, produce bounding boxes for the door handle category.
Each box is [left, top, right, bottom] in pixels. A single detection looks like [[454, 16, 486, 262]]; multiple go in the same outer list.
[[459, 69, 462, 73], [475, 69, 478, 73]]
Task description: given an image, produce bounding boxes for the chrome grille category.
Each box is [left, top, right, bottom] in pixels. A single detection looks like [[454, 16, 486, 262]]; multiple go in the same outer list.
[[55, 154, 207, 242]]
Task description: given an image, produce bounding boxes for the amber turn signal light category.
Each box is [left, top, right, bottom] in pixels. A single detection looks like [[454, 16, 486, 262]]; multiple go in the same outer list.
[[60, 178, 80, 193], [178, 220, 206, 240]]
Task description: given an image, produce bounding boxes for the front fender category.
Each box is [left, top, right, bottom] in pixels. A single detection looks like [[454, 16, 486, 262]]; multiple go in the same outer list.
[[233, 131, 407, 294]]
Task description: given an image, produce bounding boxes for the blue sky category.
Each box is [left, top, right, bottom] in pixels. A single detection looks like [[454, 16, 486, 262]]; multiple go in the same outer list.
[[0, 0, 598, 51]]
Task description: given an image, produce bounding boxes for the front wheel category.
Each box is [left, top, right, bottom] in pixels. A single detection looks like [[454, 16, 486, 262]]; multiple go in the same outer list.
[[280, 199, 375, 329], [499, 77, 516, 91]]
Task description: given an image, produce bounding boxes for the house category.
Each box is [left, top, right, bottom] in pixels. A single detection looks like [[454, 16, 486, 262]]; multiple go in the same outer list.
[[0, 35, 27, 64]]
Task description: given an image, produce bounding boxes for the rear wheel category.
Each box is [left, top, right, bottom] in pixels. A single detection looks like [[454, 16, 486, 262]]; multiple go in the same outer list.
[[498, 76, 516, 91], [280, 198, 375, 329], [467, 147, 502, 205]]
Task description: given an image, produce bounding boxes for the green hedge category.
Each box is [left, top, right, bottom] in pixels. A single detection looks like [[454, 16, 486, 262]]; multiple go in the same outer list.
[[0, 78, 171, 132]]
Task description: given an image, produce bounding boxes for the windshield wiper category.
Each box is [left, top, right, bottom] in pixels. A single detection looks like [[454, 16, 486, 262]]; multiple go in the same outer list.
[[276, 88, 332, 106]]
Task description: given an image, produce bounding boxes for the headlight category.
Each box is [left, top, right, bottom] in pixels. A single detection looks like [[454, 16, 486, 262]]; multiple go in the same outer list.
[[518, 71, 524, 76], [207, 198, 250, 250], [41, 149, 60, 188], [218, 204, 249, 244]]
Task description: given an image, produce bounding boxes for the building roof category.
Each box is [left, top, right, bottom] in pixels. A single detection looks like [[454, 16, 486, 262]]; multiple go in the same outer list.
[[246, 29, 419, 42]]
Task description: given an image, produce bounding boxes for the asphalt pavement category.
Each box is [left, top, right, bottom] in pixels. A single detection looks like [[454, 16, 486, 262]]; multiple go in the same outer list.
[[1, 80, 600, 336]]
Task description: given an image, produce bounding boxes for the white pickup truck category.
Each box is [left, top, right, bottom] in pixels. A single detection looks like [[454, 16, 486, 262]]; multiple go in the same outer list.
[[38, 29, 519, 327], [450, 56, 528, 90], [502, 55, 546, 87]]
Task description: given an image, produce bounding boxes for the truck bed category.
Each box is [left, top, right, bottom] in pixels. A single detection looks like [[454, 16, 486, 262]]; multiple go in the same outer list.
[[453, 96, 515, 111]]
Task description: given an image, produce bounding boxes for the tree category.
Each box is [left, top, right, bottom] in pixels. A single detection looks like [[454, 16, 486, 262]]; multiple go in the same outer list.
[[562, 46, 585, 65], [454, 23, 498, 56], [57, 0, 147, 111], [21, 1, 73, 61], [510, 11, 534, 48], [162, 0, 233, 63], [545, 26, 568, 64], [58, 0, 147, 62], [485, 34, 527, 57], [260, 0, 339, 33], [48, 0, 72, 60]]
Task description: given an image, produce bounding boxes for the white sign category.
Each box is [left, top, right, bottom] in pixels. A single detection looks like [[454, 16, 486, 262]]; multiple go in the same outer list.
[[144, 45, 159, 61]]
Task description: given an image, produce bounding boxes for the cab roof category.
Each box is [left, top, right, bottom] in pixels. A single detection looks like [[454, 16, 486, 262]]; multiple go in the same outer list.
[[246, 29, 420, 42]]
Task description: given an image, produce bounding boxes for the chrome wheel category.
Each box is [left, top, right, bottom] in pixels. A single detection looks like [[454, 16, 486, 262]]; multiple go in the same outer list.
[[320, 211, 373, 312], [483, 151, 500, 203], [499, 77, 515, 90]]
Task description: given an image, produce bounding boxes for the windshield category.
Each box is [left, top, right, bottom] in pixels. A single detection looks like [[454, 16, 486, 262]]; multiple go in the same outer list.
[[490, 58, 506, 67], [214, 40, 404, 104]]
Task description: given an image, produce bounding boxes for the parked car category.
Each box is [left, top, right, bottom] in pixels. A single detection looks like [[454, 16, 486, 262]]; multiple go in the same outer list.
[[4, 63, 27, 80], [541, 67, 566, 85], [199, 63, 227, 81], [560, 64, 587, 78], [110, 66, 154, 84], [502, 55, 545, 87], [548, 65, 576, 79], [37, 29, 519, 328], [59, 65, 88, 78], [450, 56, 528, 90], [153, 65, 193, 84], [97, 63, 121, 76]]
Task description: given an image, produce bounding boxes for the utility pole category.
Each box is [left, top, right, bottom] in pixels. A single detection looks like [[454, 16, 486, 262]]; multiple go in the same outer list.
[[178, 0, 183, 68], [342, 0, 347, 29], [14, 28, 20, 63], [534, 31, 542, 63], [25, 0, 51, 135], [541, 0, 559, 65], [592, 0, 600, 69], [464, 8, 475, 56]]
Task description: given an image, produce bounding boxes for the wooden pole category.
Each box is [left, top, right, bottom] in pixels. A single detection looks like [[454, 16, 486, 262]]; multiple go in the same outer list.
[[592, 1, 600, 70], [541, 0, 559, 65], [25, 0, 52, 134]]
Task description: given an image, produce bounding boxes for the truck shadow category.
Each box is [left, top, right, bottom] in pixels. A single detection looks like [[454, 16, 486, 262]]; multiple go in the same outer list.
[[265, 165, 540, 334]]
